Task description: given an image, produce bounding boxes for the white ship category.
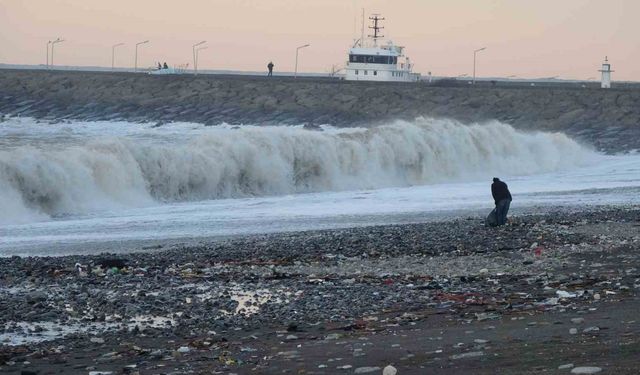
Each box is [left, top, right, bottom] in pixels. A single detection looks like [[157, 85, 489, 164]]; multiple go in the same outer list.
[[345, 15, 420, 82]]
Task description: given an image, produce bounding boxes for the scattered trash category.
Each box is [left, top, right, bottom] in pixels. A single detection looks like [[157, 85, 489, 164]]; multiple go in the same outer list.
[[571, 367, 602, 374], [556, 290, 577, 298], [354, 366, 381, 374], [450, 351, 485, 360], [475, 312, 500, 321]]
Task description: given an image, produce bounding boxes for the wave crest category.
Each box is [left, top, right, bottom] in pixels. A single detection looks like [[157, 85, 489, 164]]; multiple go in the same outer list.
[[0, 117, 594, 224]]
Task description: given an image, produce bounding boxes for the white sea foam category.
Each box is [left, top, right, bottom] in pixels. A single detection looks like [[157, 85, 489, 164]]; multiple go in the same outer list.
[[0, 117, 596, 224]]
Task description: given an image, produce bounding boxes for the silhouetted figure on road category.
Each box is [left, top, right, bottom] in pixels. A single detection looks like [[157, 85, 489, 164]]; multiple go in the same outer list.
[[157, 62, 162, 70], [267, 61, 274, 77], [491, 177, 512, 226], [163, 62, 169, 69]]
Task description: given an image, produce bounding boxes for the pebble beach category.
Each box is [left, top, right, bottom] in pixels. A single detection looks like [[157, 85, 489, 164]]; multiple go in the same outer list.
[[1, 206, 638, 374]]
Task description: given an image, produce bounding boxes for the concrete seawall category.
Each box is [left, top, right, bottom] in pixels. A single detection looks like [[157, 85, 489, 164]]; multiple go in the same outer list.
[[1, 69, 639, 152]]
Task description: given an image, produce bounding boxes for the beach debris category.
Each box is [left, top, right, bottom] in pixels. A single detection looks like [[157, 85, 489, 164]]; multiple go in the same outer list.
[[354, 367, 380, 374], [556, 290, 577, 298], [475, 312, 500, 321], [382, 365, 398, 375], [449, 351, 485, 360], [570, 367, 602, 374]]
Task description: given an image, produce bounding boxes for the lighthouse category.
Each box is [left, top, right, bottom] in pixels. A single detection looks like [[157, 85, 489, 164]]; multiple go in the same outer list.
[[599, 56, 613, 89]]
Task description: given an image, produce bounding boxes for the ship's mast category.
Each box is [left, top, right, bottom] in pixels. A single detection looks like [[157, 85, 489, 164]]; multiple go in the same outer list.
[[368, 14, 385, 46]]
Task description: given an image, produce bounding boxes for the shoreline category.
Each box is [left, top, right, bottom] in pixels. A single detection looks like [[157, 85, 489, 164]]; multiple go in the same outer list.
[[1, 205, 639, 373], [1, 203, 636, 258]]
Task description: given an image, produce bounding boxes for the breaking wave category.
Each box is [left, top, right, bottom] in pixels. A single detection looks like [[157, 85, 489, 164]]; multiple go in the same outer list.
[[0, 117, 596, 224]]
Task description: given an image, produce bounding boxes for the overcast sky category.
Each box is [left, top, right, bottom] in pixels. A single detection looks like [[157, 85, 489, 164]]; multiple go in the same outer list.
[[1, 0, 639, 80]]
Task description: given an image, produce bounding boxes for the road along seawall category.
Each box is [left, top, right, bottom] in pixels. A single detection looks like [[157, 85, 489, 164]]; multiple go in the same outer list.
[[1, 69, 639, 152]]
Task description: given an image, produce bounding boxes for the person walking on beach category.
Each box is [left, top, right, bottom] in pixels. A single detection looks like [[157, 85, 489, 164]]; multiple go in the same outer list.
[[491, 177, 512, 226], [267, 61, 274, 77]]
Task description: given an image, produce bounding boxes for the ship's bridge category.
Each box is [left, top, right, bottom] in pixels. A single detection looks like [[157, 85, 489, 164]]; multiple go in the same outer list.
[[348, 45, 404, 65]]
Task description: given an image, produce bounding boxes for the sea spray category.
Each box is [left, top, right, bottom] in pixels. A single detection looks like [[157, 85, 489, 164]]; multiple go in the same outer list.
[[0, 117, 595, 223]]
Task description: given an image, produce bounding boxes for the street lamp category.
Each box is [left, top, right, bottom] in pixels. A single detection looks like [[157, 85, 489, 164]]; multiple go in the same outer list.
[[51, 38, 65, 67], [473, 47, 486, 85], [192, 41, 206, 74], [46, 40, 52, 68], [112, 43, 124, 70], [135, 40, 149, 72], [294, 44, 310, 79], [195, 46, 208, 75]]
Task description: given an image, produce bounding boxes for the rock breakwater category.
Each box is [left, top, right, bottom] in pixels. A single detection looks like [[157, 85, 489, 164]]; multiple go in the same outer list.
[[1, 69, 639, 152]]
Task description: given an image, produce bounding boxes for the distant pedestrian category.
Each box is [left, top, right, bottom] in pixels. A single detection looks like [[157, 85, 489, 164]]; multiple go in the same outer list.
[[267, 61, 274, 77], [157, 62, 162, 70], [163, 62, 169, 69], [491, 177, 512, 226]]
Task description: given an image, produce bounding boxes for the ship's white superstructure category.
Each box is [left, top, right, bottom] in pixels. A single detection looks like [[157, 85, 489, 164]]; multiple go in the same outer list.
[[345, 15, 420, 82]]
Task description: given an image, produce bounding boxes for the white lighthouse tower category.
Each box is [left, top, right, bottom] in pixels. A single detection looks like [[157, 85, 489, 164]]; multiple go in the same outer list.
[[599, 56, 613, 89]]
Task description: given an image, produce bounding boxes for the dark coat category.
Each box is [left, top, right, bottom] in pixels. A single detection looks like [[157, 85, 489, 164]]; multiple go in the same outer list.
[[491, 180, 512, 205]]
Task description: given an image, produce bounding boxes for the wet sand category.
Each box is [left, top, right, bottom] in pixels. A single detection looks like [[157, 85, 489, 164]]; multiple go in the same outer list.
[[1, 206, 639, 374]]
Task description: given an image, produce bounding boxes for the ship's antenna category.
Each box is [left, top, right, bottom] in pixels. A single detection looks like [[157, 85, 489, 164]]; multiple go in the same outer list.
[[360, 8, 365, 47], [353, 0, 357, 42], [368, 14, 385, 46]]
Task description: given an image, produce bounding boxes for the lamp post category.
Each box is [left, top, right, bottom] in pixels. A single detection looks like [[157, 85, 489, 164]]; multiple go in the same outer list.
[[135, 40, 149, 72], [195, 46, 208, 75], [46, 40, 52, 68], [294, 44, 310, 79], [51, 38, 65, 67], [473, 47, 486, 85], [192, 41, 206, 74], [112, 43, 124, 70]]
